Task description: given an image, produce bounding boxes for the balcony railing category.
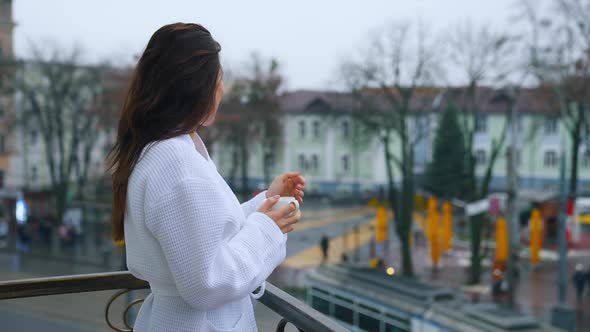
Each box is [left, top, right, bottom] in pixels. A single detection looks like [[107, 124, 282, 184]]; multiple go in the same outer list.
[[0, 271, 348, 332]]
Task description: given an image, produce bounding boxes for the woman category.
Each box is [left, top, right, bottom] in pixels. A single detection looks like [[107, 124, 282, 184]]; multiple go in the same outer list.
[[108, 23, 304, 331]]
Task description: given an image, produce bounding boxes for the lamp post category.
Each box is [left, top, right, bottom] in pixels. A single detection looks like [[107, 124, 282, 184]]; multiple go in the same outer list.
[[380, 129, 396, 258], [557, 153, 567, 304], [505, 86, 520, 307]]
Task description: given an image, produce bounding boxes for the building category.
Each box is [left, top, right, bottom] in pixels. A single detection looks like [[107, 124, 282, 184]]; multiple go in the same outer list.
[[5, 66, 129, 191], [212, 88, 590, 196], [212, 91, 390, 195], [0, 0, 15, 189], [1, 62, 130, 219]]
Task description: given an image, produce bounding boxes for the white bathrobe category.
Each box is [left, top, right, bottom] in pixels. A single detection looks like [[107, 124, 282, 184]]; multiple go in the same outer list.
[[124, 134, 287, 331]]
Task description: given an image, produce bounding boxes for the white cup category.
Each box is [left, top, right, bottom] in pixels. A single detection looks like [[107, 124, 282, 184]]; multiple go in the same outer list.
[[265, 196, 299, 217]]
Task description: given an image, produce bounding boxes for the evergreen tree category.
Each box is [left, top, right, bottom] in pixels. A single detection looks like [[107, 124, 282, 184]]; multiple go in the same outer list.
[[424, 105, 467, 199]]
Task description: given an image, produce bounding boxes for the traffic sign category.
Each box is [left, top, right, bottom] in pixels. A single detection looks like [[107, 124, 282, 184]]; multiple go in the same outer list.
[[466, 199, 489, 216]]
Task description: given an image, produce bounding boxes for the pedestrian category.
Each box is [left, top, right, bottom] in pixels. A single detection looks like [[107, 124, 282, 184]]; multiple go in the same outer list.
[[585, 267, 590, 298], [16, 224, 30, 253], [320, 235, 329, 264], [39, 217, 51, 245], [341, 253, 349, 263], [376, 258, 384, 270], [572, 264, 586, 303], [491, 268, 504, 300]]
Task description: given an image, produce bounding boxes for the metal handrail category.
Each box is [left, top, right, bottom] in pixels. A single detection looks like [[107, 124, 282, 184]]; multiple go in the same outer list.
[[0, 271, 348, 332]]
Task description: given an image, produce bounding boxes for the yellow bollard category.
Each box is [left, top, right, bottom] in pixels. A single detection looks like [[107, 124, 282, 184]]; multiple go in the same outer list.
[[427, 197, 440, 266], [376, 207, 388, 242], [530, 208, 543, 265], [415, 194, 426, 212], [495, 217, 509, 263], [427, 197, 437, 240], [442, 201, 453, 252], [430, 223, 440, 266], [368, 197, 380, 208], [369, 258, 379, 268]]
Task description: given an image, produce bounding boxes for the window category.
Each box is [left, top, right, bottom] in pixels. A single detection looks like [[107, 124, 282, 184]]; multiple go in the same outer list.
[[0, 135, 4, 153], [30, 130, 38, 145], [342, 120, 349, 138], [415, 114, 430, 137], [311, 154, 319, 172], [583, 151, 590, 168], [298, 120, 306, 138], [545, 117, 558, 135], [312, 121, 320, 139], [516, 114, 524, 131], [298, 154, 307, 171], [264, 153, 274, 169], [544, 151, 558, 168], [475, 150, 487, 165], [475, 114, 487, 133], [505, 147, 521, 166], [31, 166, 38, 182], [341, 155, 349, 172]]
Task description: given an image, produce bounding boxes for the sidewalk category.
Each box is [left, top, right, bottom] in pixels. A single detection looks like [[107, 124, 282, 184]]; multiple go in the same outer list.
[[379, 238, 590, 330], [452, 238, 590, 262]]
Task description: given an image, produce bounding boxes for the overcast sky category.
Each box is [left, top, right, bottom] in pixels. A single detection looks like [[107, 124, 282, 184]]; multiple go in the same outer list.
[[13, 0, 516, 90]]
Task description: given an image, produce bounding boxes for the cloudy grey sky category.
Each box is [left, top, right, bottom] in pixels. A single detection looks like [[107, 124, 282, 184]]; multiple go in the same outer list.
[[13, 0, 515, 89]]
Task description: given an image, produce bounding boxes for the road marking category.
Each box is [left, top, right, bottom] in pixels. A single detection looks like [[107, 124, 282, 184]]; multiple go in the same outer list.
[[300, 207, 371, 220], [294, 209, 373, 233]]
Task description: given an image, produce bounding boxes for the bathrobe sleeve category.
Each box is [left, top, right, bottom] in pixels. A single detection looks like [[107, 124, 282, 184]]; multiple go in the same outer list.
[[145, 178, 286, 309]]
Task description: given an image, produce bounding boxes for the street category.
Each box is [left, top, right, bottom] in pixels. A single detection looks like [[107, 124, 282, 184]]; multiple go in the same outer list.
[[2, 203, 588, 331]]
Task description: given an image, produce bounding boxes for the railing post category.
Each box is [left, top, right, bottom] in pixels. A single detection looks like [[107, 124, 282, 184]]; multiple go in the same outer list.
[[354, 225, 360, 263]]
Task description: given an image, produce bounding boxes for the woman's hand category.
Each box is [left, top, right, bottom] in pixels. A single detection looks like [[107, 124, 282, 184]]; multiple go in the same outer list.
[[267, 172, 305, 204], [258, 195, 301, 234]]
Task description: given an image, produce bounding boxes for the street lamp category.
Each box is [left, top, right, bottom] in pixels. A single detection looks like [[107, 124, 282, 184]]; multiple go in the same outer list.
[[15, 193, 27, 225], [505, 86, 520, 307]]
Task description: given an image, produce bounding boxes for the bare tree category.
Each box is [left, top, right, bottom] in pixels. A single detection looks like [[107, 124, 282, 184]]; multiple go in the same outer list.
[[340, 21, 441, 276], [83, 67, 130, 200], [446, 21, 519, 284], [523, 0, 590, 197], [17, 46, 105, 222], [243, 54, 283, 187], [216, 54, 283, 198], [0, 54, 19, 189]]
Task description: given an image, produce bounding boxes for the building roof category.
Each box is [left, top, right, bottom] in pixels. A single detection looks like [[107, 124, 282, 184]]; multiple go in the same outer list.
[[278, 90, 356, 113], [279, 87, 559, 115]]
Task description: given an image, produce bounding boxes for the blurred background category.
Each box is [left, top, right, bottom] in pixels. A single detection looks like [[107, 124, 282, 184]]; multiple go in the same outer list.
[[0, 0, 589, 331]]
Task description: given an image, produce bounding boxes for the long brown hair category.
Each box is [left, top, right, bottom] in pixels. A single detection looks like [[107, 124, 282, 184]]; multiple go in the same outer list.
[[107, 23, 222, 241]]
